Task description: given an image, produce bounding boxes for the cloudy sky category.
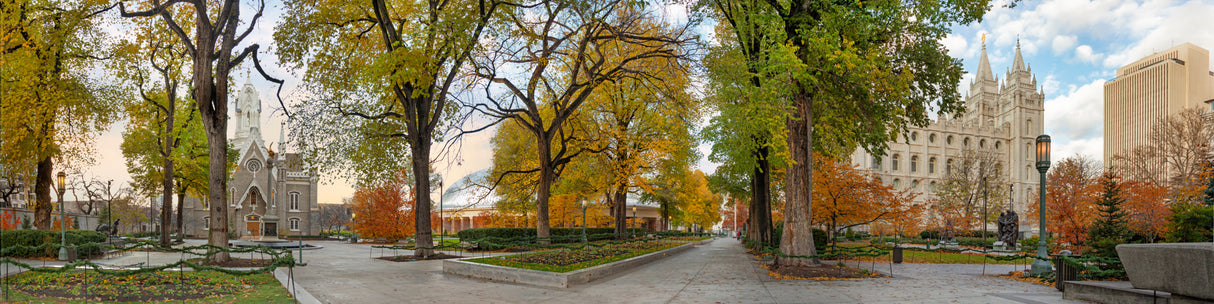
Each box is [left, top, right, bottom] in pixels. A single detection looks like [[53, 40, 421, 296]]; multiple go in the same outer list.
[[80, 0, 1214, 204]]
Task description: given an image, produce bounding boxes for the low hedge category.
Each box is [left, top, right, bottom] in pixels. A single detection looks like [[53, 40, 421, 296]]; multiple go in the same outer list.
[[457, 228, 646, 250], [0, 230, 107, 258]]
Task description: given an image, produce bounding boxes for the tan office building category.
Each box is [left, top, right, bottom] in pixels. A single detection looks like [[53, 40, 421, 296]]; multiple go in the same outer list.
[[1104, 43, 1214, 167]]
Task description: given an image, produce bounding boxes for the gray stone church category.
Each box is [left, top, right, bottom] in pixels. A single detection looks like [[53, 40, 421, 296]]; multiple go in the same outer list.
[[181, 81, 320, 238]]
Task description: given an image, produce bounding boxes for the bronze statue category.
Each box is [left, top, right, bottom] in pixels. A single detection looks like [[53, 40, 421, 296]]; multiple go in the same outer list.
[[997, 210, 1019, 247]]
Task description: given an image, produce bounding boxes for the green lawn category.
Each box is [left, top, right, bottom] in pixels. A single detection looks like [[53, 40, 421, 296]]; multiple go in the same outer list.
[[2, 271, 295, 303]]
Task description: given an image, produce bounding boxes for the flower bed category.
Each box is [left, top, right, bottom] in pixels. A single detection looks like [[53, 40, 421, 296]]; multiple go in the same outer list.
[[467, 240, 680, 273], [5, 270, 294, 303]]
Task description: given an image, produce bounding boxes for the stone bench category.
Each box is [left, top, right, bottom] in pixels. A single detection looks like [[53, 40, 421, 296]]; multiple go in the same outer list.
[[1116, 243, 1214, 301]]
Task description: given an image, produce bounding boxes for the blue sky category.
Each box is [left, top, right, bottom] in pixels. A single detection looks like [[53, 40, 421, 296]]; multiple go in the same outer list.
[[84, 0, 1214, 204], [944, 0, 1214, 163]]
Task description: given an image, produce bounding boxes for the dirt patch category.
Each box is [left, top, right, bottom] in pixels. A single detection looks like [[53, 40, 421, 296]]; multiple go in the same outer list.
[[376, 253, 464, 262], [762, 263, 890, 280], [986, 270, 1053, 287], [197, 258, 275, 267]]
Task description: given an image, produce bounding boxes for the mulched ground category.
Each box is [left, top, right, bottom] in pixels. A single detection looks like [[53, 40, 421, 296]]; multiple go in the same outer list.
[[763, 263, 891, 280], [198, 258, 274, 267], [376, 253, 464, 262]]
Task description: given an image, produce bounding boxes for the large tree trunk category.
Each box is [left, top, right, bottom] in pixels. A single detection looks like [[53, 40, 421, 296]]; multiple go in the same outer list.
[[613, 185, 627, 239], [410, 138, 434, 257], [535, 138, 553, 245], [777, 92, 818, 267], [160, 137, 174, 245], [34, 156, 53, 230], [176, 191, 186, 241], [746, 145, 773, 248]]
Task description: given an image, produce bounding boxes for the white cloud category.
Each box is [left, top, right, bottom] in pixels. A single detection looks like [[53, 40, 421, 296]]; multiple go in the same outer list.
[[1101, 1, 1214, 68], [942, 33, 969, 58], [1044, 79, 1106, 141], [1053, 136, 1105, 163], [1074, 45, 1103, 64], [1041, 74, 1060, 96], [1051, 35, 1077, 55]]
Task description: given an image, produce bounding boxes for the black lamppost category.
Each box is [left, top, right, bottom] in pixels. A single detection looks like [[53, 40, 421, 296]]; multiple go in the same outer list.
[[631, 206, 637, 231], [580, 199, 588, 246], [1031, 135, 1052, 275], [56, 171, 68, 261]]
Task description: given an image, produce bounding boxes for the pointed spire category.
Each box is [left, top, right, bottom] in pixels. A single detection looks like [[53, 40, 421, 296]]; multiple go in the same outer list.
[[1012, 38, 1026, 72], [977, 43, 994, 81]]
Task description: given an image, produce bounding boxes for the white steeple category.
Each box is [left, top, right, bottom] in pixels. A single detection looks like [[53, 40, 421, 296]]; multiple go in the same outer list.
[[1012, 38, 1026, 72], [233, 79, 262, 148]]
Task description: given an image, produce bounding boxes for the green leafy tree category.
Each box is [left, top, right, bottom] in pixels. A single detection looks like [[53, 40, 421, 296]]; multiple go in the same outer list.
[[275, 0, 504, 257], [118, 0, 283, 263], [1165, 204, 1213, 243], [1085, 172, 1131, 258], [1, 0, 119, 230], [708, 0, 991, 267]]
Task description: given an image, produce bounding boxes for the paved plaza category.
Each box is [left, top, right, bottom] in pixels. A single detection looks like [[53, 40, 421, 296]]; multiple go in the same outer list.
[[1, 238, 1080, 303]]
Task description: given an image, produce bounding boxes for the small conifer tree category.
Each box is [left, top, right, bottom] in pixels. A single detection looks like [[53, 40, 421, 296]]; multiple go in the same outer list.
[[1086, 172, 1131, 258]]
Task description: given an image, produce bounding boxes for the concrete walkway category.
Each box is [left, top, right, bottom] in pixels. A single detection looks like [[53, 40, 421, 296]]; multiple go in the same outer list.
[[0, 238, 1079, 303], [287, 238, 1078, 304]]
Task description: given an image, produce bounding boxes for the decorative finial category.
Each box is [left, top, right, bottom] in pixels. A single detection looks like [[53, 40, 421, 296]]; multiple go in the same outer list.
[[982, 33, 987, 47]]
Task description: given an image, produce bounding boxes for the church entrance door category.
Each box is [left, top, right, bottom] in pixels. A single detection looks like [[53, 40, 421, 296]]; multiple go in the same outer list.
[[247, 222, 261, 237]]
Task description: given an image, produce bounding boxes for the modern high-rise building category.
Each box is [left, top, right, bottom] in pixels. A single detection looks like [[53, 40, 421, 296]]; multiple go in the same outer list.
[[851, 41, 1045, 216], [1104, 43, 1214, 167]]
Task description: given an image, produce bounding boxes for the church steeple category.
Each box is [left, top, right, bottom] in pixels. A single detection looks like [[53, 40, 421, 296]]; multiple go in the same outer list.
[[977, 42, 994, 81], [1012, 38, 1026, 72]]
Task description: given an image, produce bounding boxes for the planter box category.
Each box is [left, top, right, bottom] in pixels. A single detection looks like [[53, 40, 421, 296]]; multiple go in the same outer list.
[[1116, 243, 1214, 301], [443, 243, 693, 288]]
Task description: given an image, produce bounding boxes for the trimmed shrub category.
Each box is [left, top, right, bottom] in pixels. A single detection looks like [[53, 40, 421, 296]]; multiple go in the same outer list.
[[919, 230, 940, 239], [0, 230, 107, 258]]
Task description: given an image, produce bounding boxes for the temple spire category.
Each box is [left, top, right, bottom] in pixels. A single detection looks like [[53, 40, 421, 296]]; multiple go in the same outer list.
[[977, 42, 994, 81], [1012, 38, 1026, 72]]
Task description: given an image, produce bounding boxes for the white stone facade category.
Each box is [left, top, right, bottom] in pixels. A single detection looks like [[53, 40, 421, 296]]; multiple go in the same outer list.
[[849, 42, 1045, 215]]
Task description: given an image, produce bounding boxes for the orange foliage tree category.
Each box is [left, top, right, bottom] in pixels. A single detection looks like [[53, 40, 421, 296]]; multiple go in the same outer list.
[[721, 197, 749, 233], [350, 176, 415, 241], [1120, 179, 1171, 242], [1037, 156, 1100, 248], [812, 155, 918, 244]]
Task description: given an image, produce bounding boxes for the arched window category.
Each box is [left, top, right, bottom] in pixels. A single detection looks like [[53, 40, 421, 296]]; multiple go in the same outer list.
[[872, 156, 882, 170], [929, 133, 937, 143], [911, 132, 919, 142], [980, 139, 987, 148], [893, 179, 901, 189], [289, 192, 300, 210], [1025, 118, 1032, 134], [911, 156, 919, 172], [229, 188, 236, 206], [204, 217, 210, 230], [947, 135, 954, 145], [947, 159, 954, 173], [911, 179, 920, 190], [964, 137, 971, 147], [929, 157, 937, 174], [892, 154, 901, 171], [289, 218, 300, 231], [995, 141, 1002, 150], [930, 181, 937, 192]]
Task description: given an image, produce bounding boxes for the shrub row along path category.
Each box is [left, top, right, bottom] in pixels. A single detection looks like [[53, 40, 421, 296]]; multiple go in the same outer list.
[[0, 238, 1079, 303]]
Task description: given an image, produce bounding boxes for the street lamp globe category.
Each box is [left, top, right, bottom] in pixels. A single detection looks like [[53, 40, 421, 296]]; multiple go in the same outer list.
[[1035, 135, 1051, 170]]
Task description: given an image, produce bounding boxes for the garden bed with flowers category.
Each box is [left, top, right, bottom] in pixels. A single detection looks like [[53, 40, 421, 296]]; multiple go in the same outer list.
[[2, 270, 294, 303], [466, 240, 681, 272], [444, 240, 693, 288]]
